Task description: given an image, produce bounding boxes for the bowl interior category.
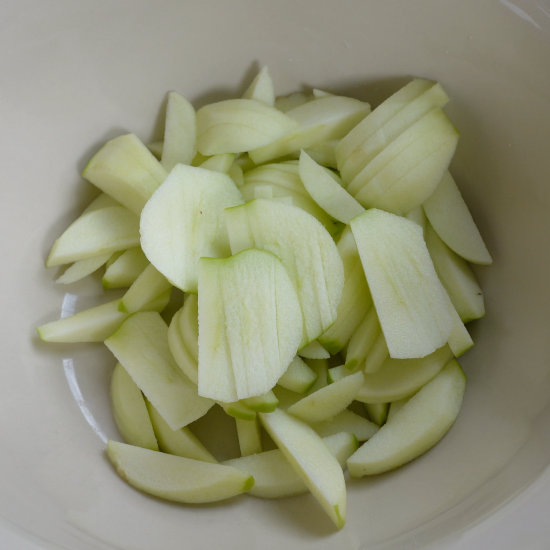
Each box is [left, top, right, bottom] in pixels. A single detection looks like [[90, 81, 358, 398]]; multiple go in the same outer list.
[[2, 1, 550, 549]]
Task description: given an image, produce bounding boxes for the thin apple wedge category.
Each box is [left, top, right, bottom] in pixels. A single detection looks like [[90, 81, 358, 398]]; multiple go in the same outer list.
[[242, 391, 279, 413], [107, 440, 253, 503], [242, 66, 275, 106], [56, 253, 111, 284], [103, 247, 149, 289], [167, 306, 199, 385], [364, 403, 389, 427], [297, 340, 330, 360], [277, 356, 319, 394], [363, 331, 389, 374], [118, 264, 172, 314], [344, 307, 380, 371], [259, 409, 347, 529], [82, 192, 121, 214], [347, 359, 466, 476], [235, 416, 263, 457], [308, 409, 379, 441], [199, 153, 236, 173]]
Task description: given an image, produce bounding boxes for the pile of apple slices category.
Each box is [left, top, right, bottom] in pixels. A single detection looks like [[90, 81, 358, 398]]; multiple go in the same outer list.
[[38, 67, 491, 530]]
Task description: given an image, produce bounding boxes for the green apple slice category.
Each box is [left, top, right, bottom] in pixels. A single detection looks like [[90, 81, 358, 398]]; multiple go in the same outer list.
[[298, 340, 330, 360], [223, 432, 357, 499], [161, 91, 196, 172], [103, 247, 149, 289], [363, 331, 389, 374], [242, 391, 279, 413], [219, 401, 257, 422], [347, 359, 466, 476], [387, 397, 410, 422], [199, 153, 236, 173], [336, 79, 434, 176], [344, 307, 380, 370], [118, 264, 172, 314], [304, 358, 329, 394], [447, 303, 474, 357], [355, 344, 453, 404], [167, 306, 199, 384], [82, 193, 121, 214], [105, 312, 214, 430], [196, 98, 297, 155], [82, 134, 168, 216], [405, 205, 428, 237], [236, 416, 262, 457], [107, 440, 253, 503], [46, 206, 140, 267], [198, 249, 303, 402], [351, 209, 454, 359], [259, 408, 346, 529], [36, 292, 170, 343], [140, 164, 244, 293], [425, 222, 485, 322], [277, 356, 318, 394], [146, 400, 217, 463], [286, 371, 364, 423], [300, 139, 339, 169], [364, 402, 389, 427], [308, 409, 379, 441], [319, 226, 373, 354], [423, 171, 492, 265], [327, 365, 351, 383], [111, 363, 158, 451], [56, 253, 111, 284], [106, 250, 125, 269], [226, 199, 344, 347], [178, 294, 199, 361], [242, 66, 275, 106]]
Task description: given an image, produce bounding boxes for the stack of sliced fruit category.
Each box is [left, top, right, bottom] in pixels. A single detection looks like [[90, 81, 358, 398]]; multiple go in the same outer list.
[[38, 67, 491, 530]]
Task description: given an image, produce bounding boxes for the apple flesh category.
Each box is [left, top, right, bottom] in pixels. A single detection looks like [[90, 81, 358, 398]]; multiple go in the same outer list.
[[103, 247, 149, 289], [277, 356, 319, 394], [118, 263, 172, 314], [242, 66, 275, 106], [56, 253, 111, 284], [235, 416, 263, 457], [308, 409, 379, 441]]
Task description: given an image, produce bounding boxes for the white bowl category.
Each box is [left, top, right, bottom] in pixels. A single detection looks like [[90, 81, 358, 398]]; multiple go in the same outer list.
[[3, 1, 550, 548]]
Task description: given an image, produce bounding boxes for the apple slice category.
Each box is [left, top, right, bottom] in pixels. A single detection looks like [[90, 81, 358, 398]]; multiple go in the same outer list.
[[196, 98, 297, 155], [82, 134, 168, 215], [363, 332, 389, 374], [319, 226, 373, 354], [146, 141, 163, 159], [111, 363, 158, 451], [198, 249, 303, 402], [229, 162, 244, 187], [107, 440, 253, 503], [300, 139, 339, 169], [275, 92, 312, 113], [308, 409, 379, 441], [161, 91, 196, 172], [355, 344, 453, 404], [36, 292, 170, 343], [425, 222, 485, 323], [223, 432, 358, 499], [46, 206, 140, 267], [177, 294, 199, 361], [347, 359, 466, 476], [236, 416, 263, 457], [226, 199, 344, 347], [387, 397, 410, 423], [199, 153, 236, 173], [103, 247, 149, 289], [118, 264, 172, 314], [259, 409, 347, 529], [351, 209, 454, 359], [242, 66, 275, 106], [56, 253, 111, 284], [277, 356, 319, 394], [167, 306, 199, 384], [344, 307, 380, 370], [364, 403, 389, 427], [105, 312, 214, 430], [145, 400, 217, 463], [423, 171, 492, 265], [82, 192, 121, 214], [140, 164, 244, 293], [242, 391, 279, 413], [286, 371, 365, 423], [298, 340, 330, 360]]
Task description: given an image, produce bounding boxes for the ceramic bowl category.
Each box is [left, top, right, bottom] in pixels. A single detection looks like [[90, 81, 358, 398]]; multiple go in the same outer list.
[[3, 1, 550, 548]]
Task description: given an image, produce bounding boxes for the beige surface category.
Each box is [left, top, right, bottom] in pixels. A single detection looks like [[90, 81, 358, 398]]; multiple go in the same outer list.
[[2, 0, 550, 548]]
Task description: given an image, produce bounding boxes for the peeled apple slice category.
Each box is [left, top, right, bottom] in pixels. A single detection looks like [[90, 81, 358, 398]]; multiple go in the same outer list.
[[56, 253, 111, 284], [242, 391, 279, 413], [226, 199, 344, 347], [140, 164, 244, 293], [351, 209, 454, 359], [236, 416, 263, 457], [118, 264, 172, 314], [259, 409, 347, 529], [347, 359, 466, 476], [308, 409, 379, 441], [277, 356, 319, 394], [103, 247, 149, 289], [364, 403, 389, 427], [82, 134, 168, 216], [344, 307, 380, 370], [46, 206, 140, 267], [199, 153, 236, 173], [423, 171, 492, 265], [298, 340, 330, 360], [167, 306, 199, 385], [196, 99, 297, 155], [82, 192, 121, 214], [242, 66, 275, 106], [197, 249, 303, 402], [107, 440, 254, 503]]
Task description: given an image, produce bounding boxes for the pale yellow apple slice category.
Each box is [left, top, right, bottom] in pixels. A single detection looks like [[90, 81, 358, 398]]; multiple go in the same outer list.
[[161, 91, 196, 172], [344, 306, 380, 370], [196, 98, 297, 155], [36, 292, 170, 343], [199, 153, 236, 173], [277, 356, 318, 394], [223, 432, 358, 499], [242, 391, 279, 413], [107, 440, 253, 503], [56, 253, 111, 284], [259, 409, 346, 529], [364, 403, 389, 427], [229, 162, 244, 187], [118, 264, 172, 314], [140, 164, 244, 294], [225, 199, 344, 347], [236, 416, 262, 457], [286, 371, 365, 423], [300, 139, 339, 169], [145, 400, 217, 463], [363, 331, 389, 374], [82, 193, 121, 214], [308, 409, 379, 441], [167, 306, 199, 384], [46, 206, 140, 267], [387, 397, 411, 423], [405, 205, 428, 237], [423, 171, 492, 265], [242, 66, 275, 106], [297, 340, 330, 360], [351, 209, 454, 359], [355, 344, 453, 404], [82, 134, 168, 215], [105, 312, 214, 430], [177, 294, 199, 362], [198, 249, 303, 402], [103, 247, 149, 289], [347, 359, 466, 476], [111, 363, 158, 451]]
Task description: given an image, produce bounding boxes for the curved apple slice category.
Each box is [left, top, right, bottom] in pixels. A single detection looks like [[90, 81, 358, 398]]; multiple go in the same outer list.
[[56, 253, 111, 284], [347, 359, 466, 476], [107, 440, 253, 503], [242, 66, 275, 106], [308, 410, 379, 441], [140, 164, 244, 293], [103, 247, 149, 290]]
